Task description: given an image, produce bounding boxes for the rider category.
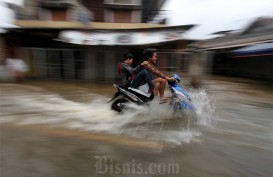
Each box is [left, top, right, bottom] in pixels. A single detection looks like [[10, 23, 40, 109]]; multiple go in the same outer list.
[[141, 49, 175, 102], [119, 52, 154, 93]]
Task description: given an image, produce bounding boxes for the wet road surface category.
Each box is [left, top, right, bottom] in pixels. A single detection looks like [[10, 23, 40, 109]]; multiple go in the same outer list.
[[0, 77, 272, 177]]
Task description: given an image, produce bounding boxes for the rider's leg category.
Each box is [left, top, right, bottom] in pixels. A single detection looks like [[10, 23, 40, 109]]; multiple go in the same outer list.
[[153, 83, 160, 97], [152, 78, 167, 99], [130, 69, 154, 90]]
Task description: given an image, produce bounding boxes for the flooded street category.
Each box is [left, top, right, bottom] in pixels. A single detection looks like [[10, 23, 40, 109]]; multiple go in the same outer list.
[[0, 77, 272, 177]]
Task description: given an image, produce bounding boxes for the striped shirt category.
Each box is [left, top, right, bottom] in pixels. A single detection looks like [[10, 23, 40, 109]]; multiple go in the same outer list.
[[143, 61, 167, 79]]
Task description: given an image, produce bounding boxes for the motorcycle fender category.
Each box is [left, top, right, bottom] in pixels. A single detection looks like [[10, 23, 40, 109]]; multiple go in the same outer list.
[[107, 92, 121, 103]]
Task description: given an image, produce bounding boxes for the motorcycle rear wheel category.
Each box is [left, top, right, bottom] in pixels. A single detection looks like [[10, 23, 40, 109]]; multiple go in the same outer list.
[[111, 98, 129, 112]]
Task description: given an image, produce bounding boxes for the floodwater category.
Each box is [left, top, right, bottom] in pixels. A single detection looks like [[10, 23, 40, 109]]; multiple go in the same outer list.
[[0, 77, 272, 177]]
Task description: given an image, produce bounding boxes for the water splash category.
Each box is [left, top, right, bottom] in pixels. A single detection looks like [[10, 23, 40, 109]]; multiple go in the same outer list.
[[188, 87, 217, 126], [0, 84, 216, 145]]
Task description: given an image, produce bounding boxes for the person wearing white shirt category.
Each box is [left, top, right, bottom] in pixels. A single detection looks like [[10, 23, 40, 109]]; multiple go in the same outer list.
[[6, 58, 29, 82]]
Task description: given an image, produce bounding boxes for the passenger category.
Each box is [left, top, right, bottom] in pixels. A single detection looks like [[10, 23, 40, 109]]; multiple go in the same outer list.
[[119, 52, 154, 93], [141, 49, 175, 103]]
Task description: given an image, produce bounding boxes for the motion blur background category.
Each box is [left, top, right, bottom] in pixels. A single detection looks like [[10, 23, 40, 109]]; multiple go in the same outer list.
[[0, 0, 272, 177]]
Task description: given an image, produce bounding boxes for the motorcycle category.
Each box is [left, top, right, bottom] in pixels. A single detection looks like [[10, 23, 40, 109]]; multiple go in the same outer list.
[[108, 74, 194, 113]]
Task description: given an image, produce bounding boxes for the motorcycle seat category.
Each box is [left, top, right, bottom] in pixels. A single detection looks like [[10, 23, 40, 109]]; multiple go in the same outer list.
[[128, 83, 151, 98]]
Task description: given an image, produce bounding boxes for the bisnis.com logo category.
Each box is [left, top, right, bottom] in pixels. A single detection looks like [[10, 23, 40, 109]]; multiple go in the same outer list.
[[94, 156, 180, 175]]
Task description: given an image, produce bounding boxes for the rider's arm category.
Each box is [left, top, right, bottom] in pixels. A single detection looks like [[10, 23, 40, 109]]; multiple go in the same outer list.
[[142, 62, 167, 79]]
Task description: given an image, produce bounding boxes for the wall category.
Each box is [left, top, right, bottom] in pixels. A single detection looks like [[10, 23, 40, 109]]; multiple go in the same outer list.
[[83, 0, 104, 22], [0, 35, 7, 63], [18, 47, 85, 80], [131, 10, 141, 23], [104, 9, 141, 23], [113, 10, 131, 23], [212, 52, 272, 81], [84, 46, 123, 81], [17, 0, 89, 22], [16, 0, 39, 19]]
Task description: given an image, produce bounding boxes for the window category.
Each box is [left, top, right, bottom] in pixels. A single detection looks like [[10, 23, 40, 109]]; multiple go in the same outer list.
[[113, 10, 131, 23], [50, 8, 67, 21]]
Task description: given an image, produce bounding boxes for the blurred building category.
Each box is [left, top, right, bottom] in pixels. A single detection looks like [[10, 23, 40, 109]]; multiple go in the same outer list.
[[82, 0, 165, 23], [13, 0, 90, 21], [141, 0, 166, 23], [0, 0, 22, 63], [198, 17, 273, 82], [1, 0, 196, 82]]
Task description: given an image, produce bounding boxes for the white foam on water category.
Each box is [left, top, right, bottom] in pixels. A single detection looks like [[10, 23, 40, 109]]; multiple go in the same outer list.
[[0, 84, 216, 145], [188, 88, 217, 126]]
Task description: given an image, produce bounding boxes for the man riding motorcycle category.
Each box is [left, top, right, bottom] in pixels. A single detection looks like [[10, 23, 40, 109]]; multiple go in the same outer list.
[[140, 49, 175, 103]]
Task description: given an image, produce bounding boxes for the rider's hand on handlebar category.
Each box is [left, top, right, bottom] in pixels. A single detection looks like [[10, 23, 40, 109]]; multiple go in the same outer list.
[[166, 77, 175, 82]]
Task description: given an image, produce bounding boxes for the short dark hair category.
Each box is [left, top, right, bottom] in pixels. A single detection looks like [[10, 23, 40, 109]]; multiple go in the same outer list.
[[122, 52, 134, 61], [143, 49, 156, 61]]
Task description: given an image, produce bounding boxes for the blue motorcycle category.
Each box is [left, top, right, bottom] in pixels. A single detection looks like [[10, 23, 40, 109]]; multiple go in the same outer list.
[[108, 74, 194, 113]]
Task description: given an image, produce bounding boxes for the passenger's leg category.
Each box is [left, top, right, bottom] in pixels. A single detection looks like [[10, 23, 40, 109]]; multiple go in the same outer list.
[[142, 69, 154, 90], [130, 69, 154, 90]]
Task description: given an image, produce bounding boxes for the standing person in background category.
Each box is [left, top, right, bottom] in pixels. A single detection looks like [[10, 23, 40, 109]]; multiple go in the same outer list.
[[5, 50, 29, 83]]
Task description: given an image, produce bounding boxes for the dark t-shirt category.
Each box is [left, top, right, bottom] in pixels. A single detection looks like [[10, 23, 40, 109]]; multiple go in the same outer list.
[[120, 62, 141, 86]]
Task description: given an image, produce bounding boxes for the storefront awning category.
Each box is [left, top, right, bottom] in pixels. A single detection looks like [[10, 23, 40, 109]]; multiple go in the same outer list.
[[57, 25, 194, 46], [231, 42, 273, 57]]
